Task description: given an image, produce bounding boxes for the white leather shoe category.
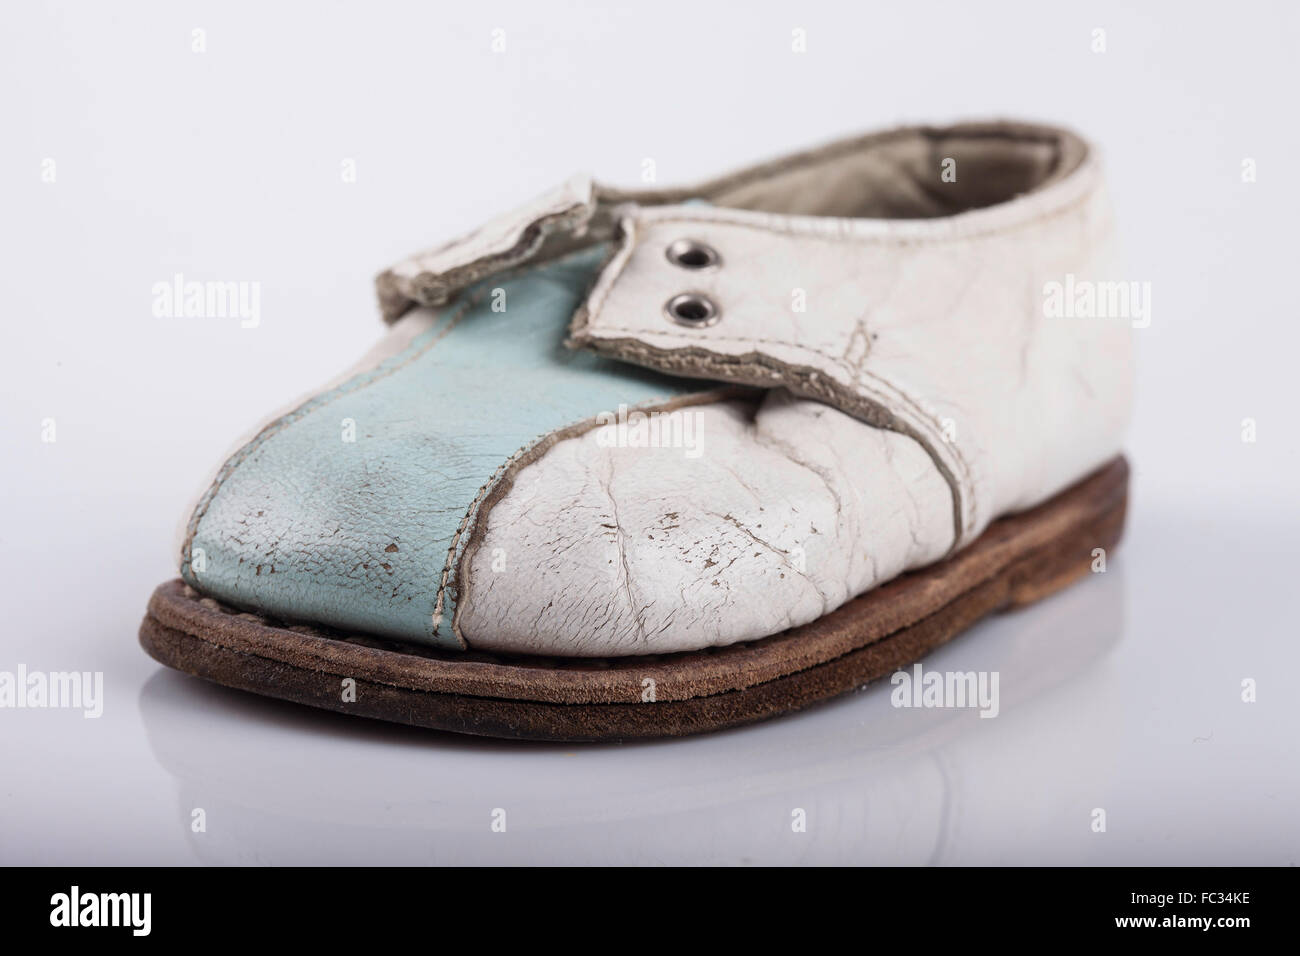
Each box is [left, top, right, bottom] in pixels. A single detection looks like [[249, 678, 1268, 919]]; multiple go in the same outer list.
[[142, 120, 1133, 740]]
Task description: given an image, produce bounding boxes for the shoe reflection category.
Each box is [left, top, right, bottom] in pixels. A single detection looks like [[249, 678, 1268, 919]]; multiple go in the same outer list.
[[138, 565, 1126, 865]]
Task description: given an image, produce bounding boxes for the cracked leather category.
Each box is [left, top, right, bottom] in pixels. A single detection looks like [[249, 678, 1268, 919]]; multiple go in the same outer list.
[[455, 126, 1132, 655], [567, 151, 1132, 547], [184, 121, 1133, 658]]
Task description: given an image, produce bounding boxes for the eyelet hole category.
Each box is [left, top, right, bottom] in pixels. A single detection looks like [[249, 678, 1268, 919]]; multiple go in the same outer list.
[[665, 293, 720, 327], [666, 239, 721, 270]]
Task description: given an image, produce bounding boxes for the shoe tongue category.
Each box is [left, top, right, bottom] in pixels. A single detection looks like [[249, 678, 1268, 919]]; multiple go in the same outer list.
[[375, 174, 597, 324]]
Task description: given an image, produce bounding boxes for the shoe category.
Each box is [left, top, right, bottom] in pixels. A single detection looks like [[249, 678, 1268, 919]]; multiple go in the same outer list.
[[140, 120, 1133, 740]]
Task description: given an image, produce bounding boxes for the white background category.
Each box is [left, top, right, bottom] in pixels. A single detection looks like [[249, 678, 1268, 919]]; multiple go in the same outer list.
[[2, 0, 1297, 864]]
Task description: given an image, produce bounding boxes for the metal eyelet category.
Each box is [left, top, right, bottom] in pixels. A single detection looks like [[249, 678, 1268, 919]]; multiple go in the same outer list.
[[665, 239, 721, 270], [664, 293, 720, 328]]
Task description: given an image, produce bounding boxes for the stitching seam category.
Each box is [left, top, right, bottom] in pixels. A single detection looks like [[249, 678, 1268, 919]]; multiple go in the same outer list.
[[586, 325, 979, 534]]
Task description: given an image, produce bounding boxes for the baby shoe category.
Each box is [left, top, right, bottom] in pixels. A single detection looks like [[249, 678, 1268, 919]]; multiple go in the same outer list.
[[141, 120, 1132, 740]]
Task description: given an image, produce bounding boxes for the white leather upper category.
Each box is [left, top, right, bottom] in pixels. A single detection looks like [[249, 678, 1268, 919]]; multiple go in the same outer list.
[[457, 394, 956, 655], [570, 151, 1132, 547], [391, 123, 1134, 656]]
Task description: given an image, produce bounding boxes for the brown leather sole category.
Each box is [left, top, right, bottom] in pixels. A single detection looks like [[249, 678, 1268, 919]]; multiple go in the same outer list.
[[139, 456, 1128, 741]]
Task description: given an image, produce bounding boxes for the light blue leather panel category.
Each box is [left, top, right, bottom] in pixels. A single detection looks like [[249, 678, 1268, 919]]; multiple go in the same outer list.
[[181, 245, 698, 646]]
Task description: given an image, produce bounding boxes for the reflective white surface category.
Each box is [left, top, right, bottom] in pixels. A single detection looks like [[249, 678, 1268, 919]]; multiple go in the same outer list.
[[4, 505, 1298, 865], [2, 0, 1298, 865]]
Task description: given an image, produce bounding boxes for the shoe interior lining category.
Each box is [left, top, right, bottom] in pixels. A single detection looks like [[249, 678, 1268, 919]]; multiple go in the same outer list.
[[698, 123, 1088, 220]]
